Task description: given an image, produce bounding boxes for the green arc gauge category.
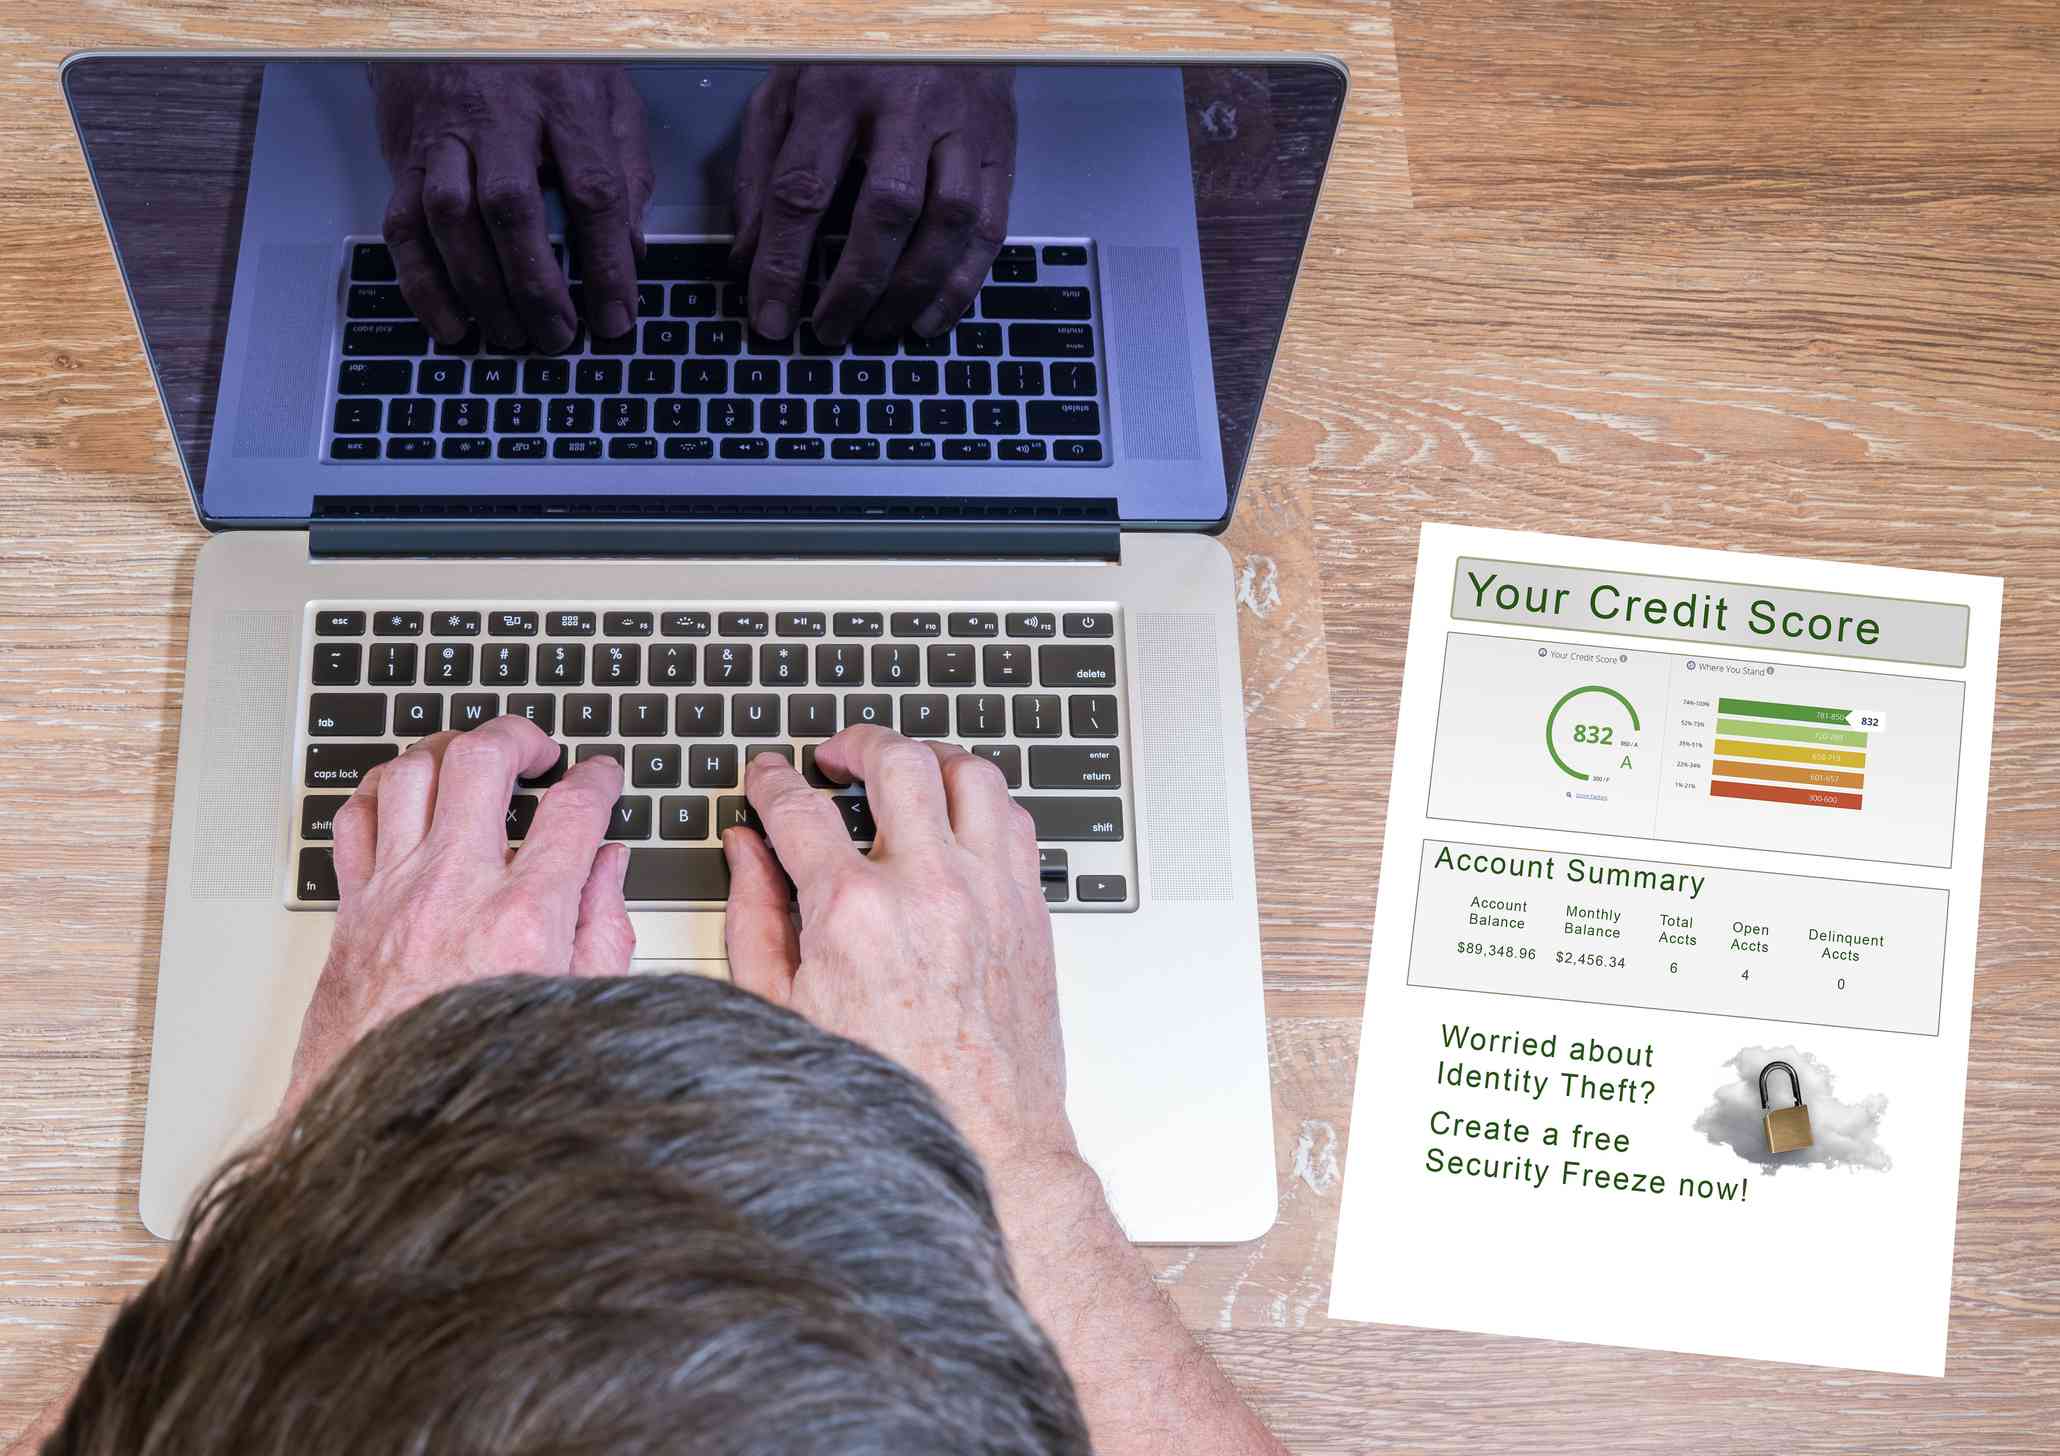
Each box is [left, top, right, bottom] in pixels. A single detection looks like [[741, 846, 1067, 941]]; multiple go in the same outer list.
[[1546, 685, 1641, 781]]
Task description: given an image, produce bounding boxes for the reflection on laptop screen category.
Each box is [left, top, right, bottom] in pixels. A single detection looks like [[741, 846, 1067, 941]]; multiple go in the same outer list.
[[65, 57, 1344, 527]]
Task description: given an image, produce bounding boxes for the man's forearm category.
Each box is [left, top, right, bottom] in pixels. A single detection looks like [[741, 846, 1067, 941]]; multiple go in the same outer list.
[[989, 1154, 1288, 1456]]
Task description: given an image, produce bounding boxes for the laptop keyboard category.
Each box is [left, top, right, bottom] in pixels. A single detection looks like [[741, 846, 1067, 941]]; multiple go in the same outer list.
[[328, 235, 1110, 467], [293, 604, 1134, 911]]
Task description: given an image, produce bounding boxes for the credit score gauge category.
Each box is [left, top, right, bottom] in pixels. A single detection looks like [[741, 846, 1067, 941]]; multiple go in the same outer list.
[[1546, 683, 1641, 784]]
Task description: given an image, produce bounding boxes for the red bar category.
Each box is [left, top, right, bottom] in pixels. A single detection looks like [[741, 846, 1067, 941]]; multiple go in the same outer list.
[[1710, 778, 1862, 811]]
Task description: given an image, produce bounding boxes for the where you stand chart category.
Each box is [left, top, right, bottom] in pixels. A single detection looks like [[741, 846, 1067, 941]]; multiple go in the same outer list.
[[1330, 525, 2001, 1375]]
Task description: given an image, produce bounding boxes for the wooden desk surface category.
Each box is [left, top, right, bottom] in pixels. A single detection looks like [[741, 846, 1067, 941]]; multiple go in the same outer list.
[[2, 4, 2055, 1450]]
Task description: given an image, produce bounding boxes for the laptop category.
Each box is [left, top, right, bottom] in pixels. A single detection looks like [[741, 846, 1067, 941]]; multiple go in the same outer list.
[[63, 52, 1348, 1244]]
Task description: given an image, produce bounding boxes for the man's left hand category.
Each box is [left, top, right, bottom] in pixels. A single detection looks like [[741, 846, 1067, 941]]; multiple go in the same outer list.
[[284, 718, 634, 1112]]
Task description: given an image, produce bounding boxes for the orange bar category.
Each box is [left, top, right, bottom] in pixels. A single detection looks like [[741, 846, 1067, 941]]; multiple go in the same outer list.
[[1710, 778, 1862, 811], [1712, 758, 1865, 792]]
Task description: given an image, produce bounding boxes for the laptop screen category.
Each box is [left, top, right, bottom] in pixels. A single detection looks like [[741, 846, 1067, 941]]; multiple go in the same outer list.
[[65, 56, 1345, 531]]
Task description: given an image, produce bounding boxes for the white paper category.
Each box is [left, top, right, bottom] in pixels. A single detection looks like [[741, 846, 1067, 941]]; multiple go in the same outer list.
[[1329, 524, 2002, 1376]]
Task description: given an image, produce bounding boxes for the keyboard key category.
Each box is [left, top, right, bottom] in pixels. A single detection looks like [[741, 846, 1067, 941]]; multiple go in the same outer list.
[[920, 400, 968, 434], [539, 642, 585, 685], [642, 321, 690, 356], [481, 643, 529, 685], [506, 796, 539, 841], [760, 642, 809, 685], [788, 359, 833, 394], [680, 360, 728, 393], [1069, 695, 1118, 737], [342, 321, 428, 356], [949, 612, 998, 638], [1077, 875, 1127, 903], [711, 401, 755, 435], [998, 362, 1045, 397], [835, 796, 878, 841], [996, 243, 1035, 265], [638, 242, 731, 279], [489, 611, 538, 637], [297, 847, 339, 902], [775, 611, 826, 637], [1010, 324, 1094, 358], [452, 693, 501, 728], [386, 436, 435, 459], [872, 643, 921, 684], [311, 643, 361, 685], [903, 329, 952, 357], [834, 611, 883, 637], [657, 399, 701, 433], [602, 398, 648, 434], [955, 693, 1006, 737], [981, 286, 1091, 320], [506, 694, 554, 734], [1040, 644, 1116, 687], [715, 796, 762, 834], [927, 644, 974, 684], [595, 642, 641, 685], [630, 360, 675, 395], [426, 643, 474, 684], [982, 643, 1031, 685], [813, 399, 859, 433], [578, 747, 626, 769], [843, 693, 892, 728], [747, 328, 795, 357], [608, 797, 653, 841], [1013, 693, 1061, 737], [1042, 244, 1088, 267], [548, 398, 597, 433], [604, 611, 654, 637], [891, 612, 941, 637], [943, 440, 992, 461], [330, 438, 379, 460], [647, 643, 695, 684], [831, 438, 881, 459], [991, 255, 1035, 283], [1014, 796, 1124, 842], [662, 611, 711, 637], [1063, 612, 1114, 638], [519, 744, 569, 789], [720, 611, 770, 637], [621, 847, 731, 902], [1027, 401, 1102, 436], [697, 321, 743, 355], [732, 694, 781, 737], [674, 694, 724, 735], [548, 611, 597, 636], [441, 398, 487, 433], [497, 435, 547, 462], [735, 360, 781, 394], [763, 399, 807, 433], [369, 643, 417, 684], [472, 358, 517, 394], [667, 436, 715, 459], [689, 743, 738, 788], [671, 283, 719, 316], [659, 795, 710, 840], [1039, 848, 1069, 880], [789, 694, 836, 736], [591, 328, 638, 356], [745, 745, 796, 770], [955, 323, 1003, 356], [893, 361, 939, 395], [577, 360, 622, 394], [705, 643, 752, 685], [346, 284, 410, 319], [817, 643, 865, 684], [377, 610, 425, 636], [300, 793, 349, 840], [316, 610, 366, 637], [987, 435, 1044, 462], [1030, 745, 1122, 788], [1054, 439, 1103, 462], [620, 694, 668, 737], [887, 439, 935, 460], [633, 744, 682, 788], [418, 359, 465, 394], [440, 437, 491, 460], [971, 744, 1022, 788], [434, 328, 481, 357], [866, 399, 913, 433], [332, 399, 381, 434], [1051, 362, 1097, 397], [307, 693, 385, 736], [524, 359, 570, 394], [565, 694, 612, 736], [840, 360, 887, 395], [304, 742, 397, 789], [393, 693, 443, 735], [900, 694, 948, 737], [339, 360, 413, 395], [946, 361, 991, 395]]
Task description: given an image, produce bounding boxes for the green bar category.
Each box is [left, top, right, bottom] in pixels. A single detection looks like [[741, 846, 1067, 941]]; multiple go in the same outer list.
[[1716, 697, 1852, 725], [1715, 716, 1869, 748]]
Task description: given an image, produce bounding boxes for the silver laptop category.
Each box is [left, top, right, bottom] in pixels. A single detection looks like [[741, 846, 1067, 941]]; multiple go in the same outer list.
[[63, 52, 1347, 1244]]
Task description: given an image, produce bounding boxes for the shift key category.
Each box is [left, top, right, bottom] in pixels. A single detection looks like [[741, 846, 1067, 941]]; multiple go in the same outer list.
[[1015, 796, 1124, 841], [308, 694, 387, 736]]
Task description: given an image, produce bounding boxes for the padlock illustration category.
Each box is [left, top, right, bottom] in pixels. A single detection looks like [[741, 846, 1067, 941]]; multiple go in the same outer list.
[[1759, 1060, 1814, 1154]]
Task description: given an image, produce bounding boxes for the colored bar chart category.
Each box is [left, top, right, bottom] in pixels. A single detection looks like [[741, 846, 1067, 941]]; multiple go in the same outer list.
[[1710, 696, 1866, 810]]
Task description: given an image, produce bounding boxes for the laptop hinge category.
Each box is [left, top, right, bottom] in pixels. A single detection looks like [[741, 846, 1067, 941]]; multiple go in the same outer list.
[[308, 518, 1121, 562]]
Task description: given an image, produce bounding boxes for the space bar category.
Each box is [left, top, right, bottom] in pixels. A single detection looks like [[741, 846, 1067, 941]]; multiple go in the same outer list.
[[623, 848, 731, 902]]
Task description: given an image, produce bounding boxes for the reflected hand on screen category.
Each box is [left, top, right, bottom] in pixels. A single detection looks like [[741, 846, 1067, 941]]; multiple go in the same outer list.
[[370, 62, 654, 352], [732, 65, 1017, 346]]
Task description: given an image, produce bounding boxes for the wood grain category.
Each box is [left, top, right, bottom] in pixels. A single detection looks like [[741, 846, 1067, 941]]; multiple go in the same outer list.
[[4, 1, 2059, 1451]]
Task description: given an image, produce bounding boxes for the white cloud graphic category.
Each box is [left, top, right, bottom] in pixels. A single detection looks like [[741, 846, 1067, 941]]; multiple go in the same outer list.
[[1694, 1045, 1891, 1175]]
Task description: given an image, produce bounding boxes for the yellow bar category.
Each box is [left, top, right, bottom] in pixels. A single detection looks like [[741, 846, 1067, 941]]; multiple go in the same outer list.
[[1713, 737, 1866, 770]]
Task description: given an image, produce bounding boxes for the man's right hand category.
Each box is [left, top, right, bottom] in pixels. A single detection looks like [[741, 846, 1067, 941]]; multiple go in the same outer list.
[[369, 62, 654, 352], [720, 726, 1076, 1177]]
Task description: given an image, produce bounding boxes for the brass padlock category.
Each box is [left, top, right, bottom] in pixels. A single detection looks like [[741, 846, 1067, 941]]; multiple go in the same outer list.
[[1759, 1060, 1814, 1154]]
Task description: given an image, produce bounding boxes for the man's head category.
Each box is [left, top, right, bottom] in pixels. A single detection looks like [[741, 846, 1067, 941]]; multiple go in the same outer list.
[[54, 974, 1089, 1455]]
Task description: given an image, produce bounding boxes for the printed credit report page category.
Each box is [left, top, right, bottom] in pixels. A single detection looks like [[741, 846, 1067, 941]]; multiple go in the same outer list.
[[1329, 524, 2003, 1375]]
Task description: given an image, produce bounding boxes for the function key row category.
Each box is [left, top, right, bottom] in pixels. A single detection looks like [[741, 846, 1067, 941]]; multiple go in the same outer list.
[[316, 610, 1114, 640]]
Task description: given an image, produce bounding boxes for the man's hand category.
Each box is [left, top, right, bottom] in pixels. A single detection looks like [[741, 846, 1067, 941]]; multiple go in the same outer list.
[[720, 725, 1074, 1175], [370, 62, 654, 351], [285, 717, 633, 1111], [731, 65, 1017, 346]]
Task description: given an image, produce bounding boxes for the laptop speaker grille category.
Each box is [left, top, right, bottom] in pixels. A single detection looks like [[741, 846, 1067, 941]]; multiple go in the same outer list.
[[1135, 611, 1233, 902], [188, 610, 292, 899]]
